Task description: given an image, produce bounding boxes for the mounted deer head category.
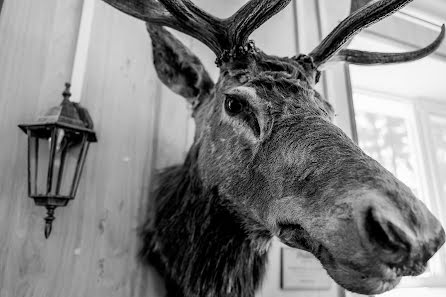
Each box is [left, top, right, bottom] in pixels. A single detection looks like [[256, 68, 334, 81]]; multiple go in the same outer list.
[[102, 0, 445, 295]]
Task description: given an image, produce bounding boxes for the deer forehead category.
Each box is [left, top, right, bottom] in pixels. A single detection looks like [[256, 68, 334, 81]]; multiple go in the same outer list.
[[226, 86, 260, 104]]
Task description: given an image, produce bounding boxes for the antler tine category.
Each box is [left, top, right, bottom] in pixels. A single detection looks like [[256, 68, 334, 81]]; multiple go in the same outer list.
[[309, 0, 415, 68], [102, 0, 226, 55], [158, 0, 228, 53], [101, 0, 177, 24], [351, 0, 375, 14], [332, 24, 445, 65], [160, 0, 219, 25], [158, 0, 294, 53], [227, 0, 293, 47]]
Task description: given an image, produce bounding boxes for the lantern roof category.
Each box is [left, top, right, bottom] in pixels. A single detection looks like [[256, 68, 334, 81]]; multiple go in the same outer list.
[[19, 83, 97, 142]]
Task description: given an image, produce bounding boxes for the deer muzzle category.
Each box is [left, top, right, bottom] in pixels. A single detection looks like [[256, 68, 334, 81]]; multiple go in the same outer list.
[[356, 192, 445, 276], [272, 187, 445, 294], [265, 116, 445, 294]]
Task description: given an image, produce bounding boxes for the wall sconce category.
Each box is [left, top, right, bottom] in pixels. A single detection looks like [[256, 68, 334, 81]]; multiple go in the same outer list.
[[19, 83, 97, 238]]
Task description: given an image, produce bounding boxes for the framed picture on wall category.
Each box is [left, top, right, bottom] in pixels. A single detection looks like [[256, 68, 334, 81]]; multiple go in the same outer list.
[[281, 247, 332, 290]]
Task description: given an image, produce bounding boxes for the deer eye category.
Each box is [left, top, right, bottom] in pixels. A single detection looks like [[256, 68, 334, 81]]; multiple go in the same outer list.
[[224, 95, 245, 116], [223, 94, 261, 137]]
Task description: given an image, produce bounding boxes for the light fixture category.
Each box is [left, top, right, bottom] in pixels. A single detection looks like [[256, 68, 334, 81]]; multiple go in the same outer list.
[[18, 83, 97, 238]]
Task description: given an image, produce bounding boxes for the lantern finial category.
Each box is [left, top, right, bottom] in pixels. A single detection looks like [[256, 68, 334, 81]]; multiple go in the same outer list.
[[44, 206, 56, 239], [62, 83, 72, 101]]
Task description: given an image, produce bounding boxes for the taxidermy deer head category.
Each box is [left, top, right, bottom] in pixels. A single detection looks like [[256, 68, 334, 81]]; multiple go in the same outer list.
[[102, 0, 445, 295]]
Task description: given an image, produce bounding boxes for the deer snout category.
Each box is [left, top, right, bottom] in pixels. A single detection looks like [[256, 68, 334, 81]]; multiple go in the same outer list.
[[356, 195, 445, 276]]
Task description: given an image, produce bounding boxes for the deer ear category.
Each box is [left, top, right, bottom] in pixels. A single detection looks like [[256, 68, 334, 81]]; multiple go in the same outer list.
[[147, 24, 214, 105]]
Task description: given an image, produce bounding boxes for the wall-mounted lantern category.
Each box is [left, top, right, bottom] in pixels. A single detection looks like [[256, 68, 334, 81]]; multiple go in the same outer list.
[[19, 83, 97, 238]]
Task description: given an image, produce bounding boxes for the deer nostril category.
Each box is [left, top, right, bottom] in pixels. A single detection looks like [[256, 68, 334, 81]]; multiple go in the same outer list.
[[364, 208, 411, 255]]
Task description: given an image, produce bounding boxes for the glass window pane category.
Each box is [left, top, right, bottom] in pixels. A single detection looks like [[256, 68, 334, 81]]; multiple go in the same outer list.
[[429, 115, 446, 201], [353, 93, 421, 196]]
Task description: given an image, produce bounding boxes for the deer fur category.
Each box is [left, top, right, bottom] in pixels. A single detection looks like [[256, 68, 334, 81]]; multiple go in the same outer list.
[[140, 147, 270, 297]]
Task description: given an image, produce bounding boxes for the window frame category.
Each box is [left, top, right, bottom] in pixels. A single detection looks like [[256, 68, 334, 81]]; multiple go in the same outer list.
[[416, 100, 446, 249]]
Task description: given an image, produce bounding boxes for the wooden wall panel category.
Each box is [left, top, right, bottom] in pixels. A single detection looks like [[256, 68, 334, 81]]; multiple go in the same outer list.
[[57, 2, 167, 296], [0, 0, 168, 295], [0, 1, 83, 296]]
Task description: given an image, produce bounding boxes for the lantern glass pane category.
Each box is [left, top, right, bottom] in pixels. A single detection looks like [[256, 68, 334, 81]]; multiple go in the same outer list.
[[29, 127, 86, 200], [58, 135, 85, 198], [28, 134, 39, 197], [50, 128, 85, 199], [70, 138, 89, 198], [34, 131, 51, 196]]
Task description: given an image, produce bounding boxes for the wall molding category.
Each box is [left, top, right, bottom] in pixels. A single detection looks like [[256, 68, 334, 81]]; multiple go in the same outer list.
[[402, 0, 446, 26], [70, 0, 95, 103], [397, 8, 444, 31]]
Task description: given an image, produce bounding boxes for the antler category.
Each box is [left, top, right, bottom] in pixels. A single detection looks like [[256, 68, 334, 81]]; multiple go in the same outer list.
[[332, 25, 445, 65], [102, 0, 226, 54], [351, 0, 374, 14], [102, 0, 444, 68], [309, 0, 445, 68], [227, 0, 292, 48], [101, 0, 292, 57]]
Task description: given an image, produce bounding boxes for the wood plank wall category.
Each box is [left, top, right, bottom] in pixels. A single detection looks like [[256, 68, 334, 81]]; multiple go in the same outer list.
[[0, 1, 84, 296], [0, 1, 337, 297]]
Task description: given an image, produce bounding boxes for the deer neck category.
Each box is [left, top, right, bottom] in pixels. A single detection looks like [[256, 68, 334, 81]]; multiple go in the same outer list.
[[140, 146, 272, 297]]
